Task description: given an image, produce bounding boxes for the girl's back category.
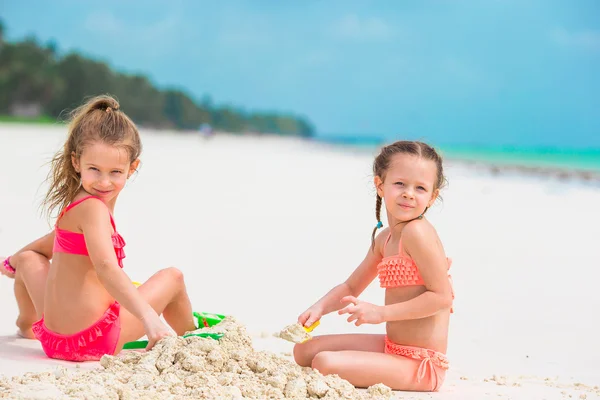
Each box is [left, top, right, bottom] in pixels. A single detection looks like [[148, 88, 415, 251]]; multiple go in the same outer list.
[[44, 196, 118, 334]]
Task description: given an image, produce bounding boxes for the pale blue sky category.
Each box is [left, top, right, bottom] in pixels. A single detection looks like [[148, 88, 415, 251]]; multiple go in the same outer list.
[[3, 0, 600, 148]]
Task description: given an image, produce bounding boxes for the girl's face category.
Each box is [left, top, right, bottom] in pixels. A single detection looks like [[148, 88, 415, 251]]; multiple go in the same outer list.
[[72, 141, 139, 205], [375, 153, 439, 224]]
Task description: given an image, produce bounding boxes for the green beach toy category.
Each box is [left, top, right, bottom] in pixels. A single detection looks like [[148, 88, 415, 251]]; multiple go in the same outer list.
[[122, 311, 227, 350], [193, 311, 226, 328]]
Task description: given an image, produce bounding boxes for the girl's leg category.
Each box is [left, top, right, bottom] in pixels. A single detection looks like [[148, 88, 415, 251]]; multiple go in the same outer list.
[[11, 251, 50, 338], [114, 267, 196, 353], [293, 333, 386, 366], [294, 334, 438, 391], [314, 348, 441, 391]]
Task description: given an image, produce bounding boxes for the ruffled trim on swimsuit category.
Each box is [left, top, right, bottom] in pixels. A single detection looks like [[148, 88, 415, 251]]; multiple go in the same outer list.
[[377, 256, 425, 287], [112, 233, 126, 268], [384, 337, 449, 370], [32, 302, 120, 361]]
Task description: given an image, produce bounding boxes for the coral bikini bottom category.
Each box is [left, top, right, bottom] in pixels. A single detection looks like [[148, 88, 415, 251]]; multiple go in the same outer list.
[[384, 335, 449, 392]]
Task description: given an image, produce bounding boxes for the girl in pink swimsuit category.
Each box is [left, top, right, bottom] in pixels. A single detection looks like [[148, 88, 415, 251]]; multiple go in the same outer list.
[[294, 141, 454, 392], [0, 95, 197, 361]]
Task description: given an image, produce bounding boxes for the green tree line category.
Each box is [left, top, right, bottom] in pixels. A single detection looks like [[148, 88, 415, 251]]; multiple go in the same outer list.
[[0, 21, 315, 137]]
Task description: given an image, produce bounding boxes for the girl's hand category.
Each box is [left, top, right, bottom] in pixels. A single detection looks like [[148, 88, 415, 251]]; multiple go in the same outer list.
[[141, 311, 174, 350], [1, 256, 16, 278], [298, 305, 324, 328], [338, 296, 385, 326]]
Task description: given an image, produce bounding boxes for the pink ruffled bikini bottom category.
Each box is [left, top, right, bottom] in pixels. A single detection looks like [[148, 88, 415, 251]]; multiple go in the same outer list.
[[32, 302, 121, 362], [384, 336, 449, 392]]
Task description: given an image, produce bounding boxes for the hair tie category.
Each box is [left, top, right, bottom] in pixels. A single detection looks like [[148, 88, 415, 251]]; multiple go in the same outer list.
[[376, 221, 383, 229], [106, 107, 112, 113]]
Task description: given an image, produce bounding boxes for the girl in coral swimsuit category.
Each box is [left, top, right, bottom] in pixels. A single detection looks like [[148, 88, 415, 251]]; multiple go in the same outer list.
[[294, 140, 454, 392], [1, 95, 196, 361]]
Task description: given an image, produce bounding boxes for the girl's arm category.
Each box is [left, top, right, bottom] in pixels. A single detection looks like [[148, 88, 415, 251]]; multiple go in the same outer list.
[[10, 232, 55, 262], [382, 221, 453, 322], [309, 229, 387, 315], [78, 200, 156, 321]]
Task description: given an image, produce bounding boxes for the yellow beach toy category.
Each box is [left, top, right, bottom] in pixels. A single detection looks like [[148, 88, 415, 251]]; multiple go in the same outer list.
[[304, 320, 320, 333], [300, 320, 320, 343]]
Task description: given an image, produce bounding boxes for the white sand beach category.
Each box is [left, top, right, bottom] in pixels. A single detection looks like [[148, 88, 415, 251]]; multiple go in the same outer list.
[[1, 124, 599, 399]]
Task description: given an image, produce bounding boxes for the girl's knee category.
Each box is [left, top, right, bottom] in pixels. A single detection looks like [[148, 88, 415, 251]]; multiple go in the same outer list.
[[311, 351, 336, 375], [293, 342, 312, 367], [16, 251, 48, 271], [162, 267, 184, 283], [17, 250, 36, 263]]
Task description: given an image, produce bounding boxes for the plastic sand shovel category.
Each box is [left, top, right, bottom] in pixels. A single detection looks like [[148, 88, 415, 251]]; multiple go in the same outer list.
[[122, 311, 226, 350], [303, 320, 320, 333], [193, 311, 226, 328]]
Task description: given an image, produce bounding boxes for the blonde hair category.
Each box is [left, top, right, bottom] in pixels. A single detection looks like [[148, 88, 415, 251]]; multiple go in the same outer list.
[[43, 95, 142, 219]]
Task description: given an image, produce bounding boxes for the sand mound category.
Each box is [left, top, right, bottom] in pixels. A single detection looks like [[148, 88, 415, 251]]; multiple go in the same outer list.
[[275, 322, 313, 344], [0, 317, 392, 399]]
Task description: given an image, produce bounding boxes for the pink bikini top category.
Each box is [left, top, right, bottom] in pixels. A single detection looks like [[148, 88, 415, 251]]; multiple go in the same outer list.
[[53, 196, 126, 268], [377, 233, 452, 289]]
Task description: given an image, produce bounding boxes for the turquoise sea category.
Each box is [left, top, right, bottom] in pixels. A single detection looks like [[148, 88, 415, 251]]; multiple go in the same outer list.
[[438, 146, 600, 173], [315, 136, 600, 173]]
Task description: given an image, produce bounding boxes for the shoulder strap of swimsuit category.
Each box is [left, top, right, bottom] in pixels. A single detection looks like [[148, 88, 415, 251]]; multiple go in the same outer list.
[[56, 196, 115, 230], [397, 237, 406, 257], [397, 230, 411, 258], [382, 233, 392, 255]]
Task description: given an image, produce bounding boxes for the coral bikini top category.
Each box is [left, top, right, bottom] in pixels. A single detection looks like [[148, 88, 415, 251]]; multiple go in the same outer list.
[[53, 196, 126, 268], [376, 232, 452, 290]]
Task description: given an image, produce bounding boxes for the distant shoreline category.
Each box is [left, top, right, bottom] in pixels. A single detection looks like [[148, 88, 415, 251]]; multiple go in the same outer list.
[[446, 158, 600, 185], [2, 121, 598, 185], [305, 137, 600, 186], [311, 137, 600, 185]]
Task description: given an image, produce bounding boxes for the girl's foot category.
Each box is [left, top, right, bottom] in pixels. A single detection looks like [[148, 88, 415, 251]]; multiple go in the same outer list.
[[1, 257, 16, 279], [16, 317, 36, 339], [16, 328, 35, 339]]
